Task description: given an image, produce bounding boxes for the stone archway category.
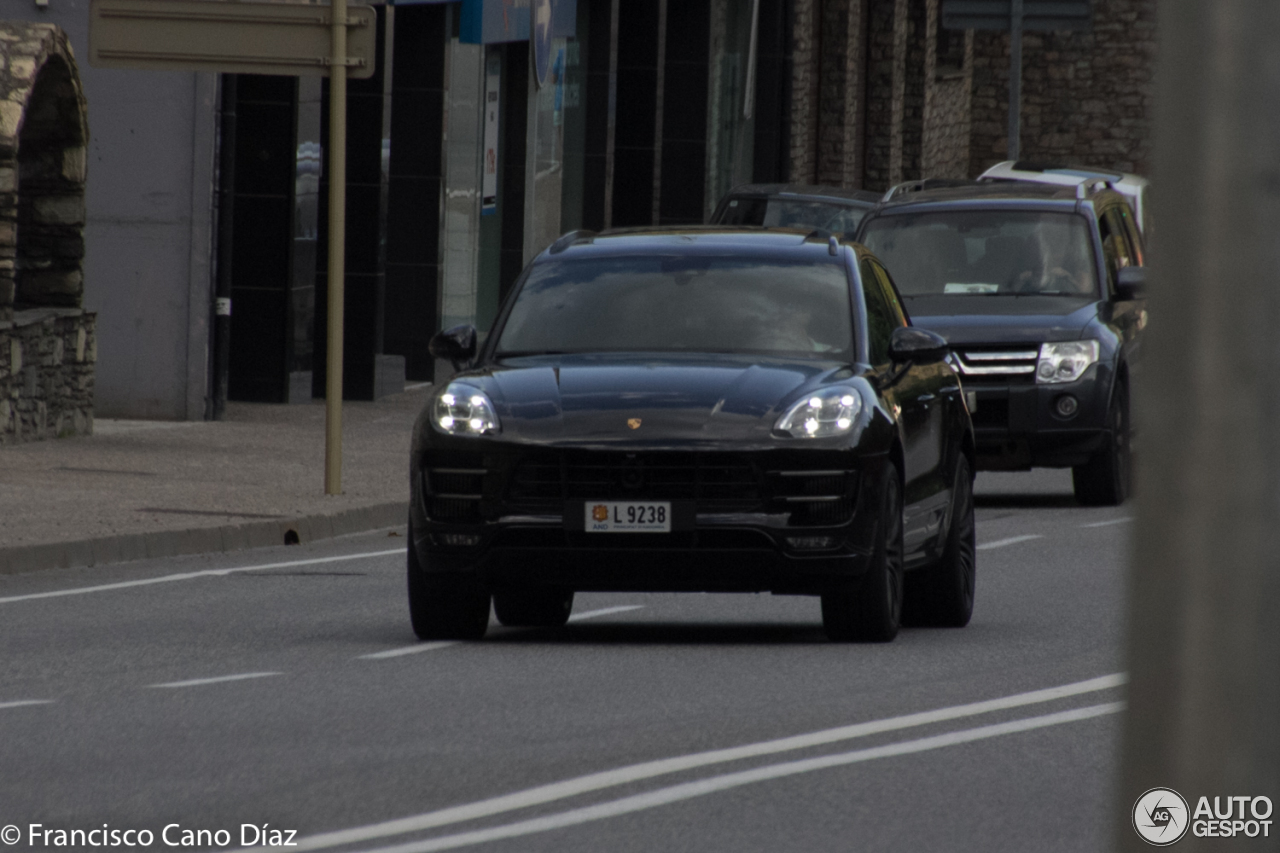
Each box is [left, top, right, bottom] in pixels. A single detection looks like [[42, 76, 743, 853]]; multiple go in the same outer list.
[[0, 21, 94, 443], [1, 22, 88, 318]]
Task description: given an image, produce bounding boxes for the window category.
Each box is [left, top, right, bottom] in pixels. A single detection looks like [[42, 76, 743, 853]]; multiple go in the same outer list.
[[861, 259, 896, 366]]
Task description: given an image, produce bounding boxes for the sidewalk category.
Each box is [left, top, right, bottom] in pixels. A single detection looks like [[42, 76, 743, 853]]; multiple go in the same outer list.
[[0, 386, 430, 574]]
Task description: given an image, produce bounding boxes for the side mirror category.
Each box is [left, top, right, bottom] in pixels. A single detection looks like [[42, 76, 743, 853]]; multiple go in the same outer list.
[[428, 324, 478, 371], [889, 326, 949, 364], [1114, 266, 1147, 300]]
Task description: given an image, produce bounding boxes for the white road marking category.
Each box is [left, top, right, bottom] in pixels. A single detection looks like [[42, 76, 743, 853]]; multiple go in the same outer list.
[[1081, 517, 1133, 528], [0, 548, 406, 605], [358, 606, 645, 660], [0, 700, 53, 710], [148, 672, 282, 689], [976, 534, 1044, 551], [567, 605, 644, 622], [404, 382, 433, 392], [360, 642, 456, 661], [350, 702, 1125, 853], [264, 673, 1125, 852]]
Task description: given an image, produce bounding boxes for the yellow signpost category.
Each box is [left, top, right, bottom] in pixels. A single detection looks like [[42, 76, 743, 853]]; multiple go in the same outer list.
[[89, 0, 375, 495]]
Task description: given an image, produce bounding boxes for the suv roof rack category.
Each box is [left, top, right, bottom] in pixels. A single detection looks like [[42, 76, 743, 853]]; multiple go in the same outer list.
[[1075, 178, 1116, 199], [549, 229, 597, 254], [881, 178, 973, 202]]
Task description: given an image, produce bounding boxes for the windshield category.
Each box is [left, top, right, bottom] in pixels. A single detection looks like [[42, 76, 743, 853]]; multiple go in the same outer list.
[[717, 197, 869, 234], [860, 211, 1099, 297], [496, 255, 854, 359]]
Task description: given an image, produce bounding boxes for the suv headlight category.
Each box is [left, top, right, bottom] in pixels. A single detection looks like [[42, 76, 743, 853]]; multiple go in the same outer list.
[[1037, 341, 1099, 384], [433, 383, 500, 436], [775, 388, 863, 438]]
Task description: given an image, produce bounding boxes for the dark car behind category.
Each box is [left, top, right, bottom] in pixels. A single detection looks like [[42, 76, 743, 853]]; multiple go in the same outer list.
[[710, 184, 881, 235], [857, 181, 1146, 505]]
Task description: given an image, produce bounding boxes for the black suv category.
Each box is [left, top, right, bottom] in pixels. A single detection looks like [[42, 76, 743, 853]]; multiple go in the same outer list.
[[857, 180, 1146, 505]]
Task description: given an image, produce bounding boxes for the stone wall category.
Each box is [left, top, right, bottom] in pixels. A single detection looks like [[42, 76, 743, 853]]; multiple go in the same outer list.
[[960, 0, 1156, 176], [0, 308, 95, 443], [1, 21, 92, 443], [921, 0, 971, 178]]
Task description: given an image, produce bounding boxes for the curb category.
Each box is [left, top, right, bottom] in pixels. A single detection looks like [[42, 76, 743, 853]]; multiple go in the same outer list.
[[0, 501, 409, 576]]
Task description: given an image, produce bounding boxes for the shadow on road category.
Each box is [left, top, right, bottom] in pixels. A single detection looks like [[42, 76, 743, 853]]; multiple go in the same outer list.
[[485, 621, 831, 646], [974, 493, 1079, 509]]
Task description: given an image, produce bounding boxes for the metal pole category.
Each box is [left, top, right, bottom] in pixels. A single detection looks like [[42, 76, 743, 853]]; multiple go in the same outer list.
[[1117, 1, 1280, 849], [212, 74, 236, 421], [325, 0, 347, 495], [1007, 0, 1022, 161]]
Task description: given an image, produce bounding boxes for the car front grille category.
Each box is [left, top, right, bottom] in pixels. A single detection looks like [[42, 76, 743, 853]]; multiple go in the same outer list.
[[421, 452, 489, 523], [955, 347, 1039, 384], [506, 451, 763, 513]]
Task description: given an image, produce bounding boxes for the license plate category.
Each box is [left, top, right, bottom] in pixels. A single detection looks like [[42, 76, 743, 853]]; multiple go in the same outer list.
[[585, 501, 672, 533]]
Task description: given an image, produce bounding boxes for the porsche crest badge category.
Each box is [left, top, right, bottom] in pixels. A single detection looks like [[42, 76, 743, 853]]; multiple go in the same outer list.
[[627, 418, 642, 430]]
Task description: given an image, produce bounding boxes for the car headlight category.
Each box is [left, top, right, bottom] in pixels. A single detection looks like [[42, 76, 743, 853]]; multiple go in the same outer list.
[[1037, 341, 1099, 385], [433, 384, 500, 436], [775, 388, 863, 438]]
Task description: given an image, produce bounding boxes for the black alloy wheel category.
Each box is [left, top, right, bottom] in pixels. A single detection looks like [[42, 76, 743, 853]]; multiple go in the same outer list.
[[821, 463, 904, 642], [493, 588, 575, 628], [407, 526, 491, 640], [1072, 381, 1131, 506], [904, 456, 976, 627]]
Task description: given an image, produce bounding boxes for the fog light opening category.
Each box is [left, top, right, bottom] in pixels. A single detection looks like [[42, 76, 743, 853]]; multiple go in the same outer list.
[[438, 533, 483, 548], [1054, 395, 1079, 418], [786, 536, 839, 551]]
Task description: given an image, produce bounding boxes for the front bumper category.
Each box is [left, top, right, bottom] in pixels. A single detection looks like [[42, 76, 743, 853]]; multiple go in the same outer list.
[[967, 370, 1111, 470], [409, 448, 888, 595]]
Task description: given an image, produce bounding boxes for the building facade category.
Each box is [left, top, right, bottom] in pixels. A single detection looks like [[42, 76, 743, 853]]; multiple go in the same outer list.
[[7, 0, 1156, 420]]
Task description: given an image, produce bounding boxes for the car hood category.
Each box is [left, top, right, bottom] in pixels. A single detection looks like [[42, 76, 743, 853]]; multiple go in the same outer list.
[[455, 354, 851, 445], [905, 295, 1098, 345]]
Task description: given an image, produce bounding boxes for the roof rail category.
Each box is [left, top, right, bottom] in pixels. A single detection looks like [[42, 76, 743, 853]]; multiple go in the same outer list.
[[881, 178, 972, 202], [549, 229, 597, 254], [1075, 178, 1116, 199]]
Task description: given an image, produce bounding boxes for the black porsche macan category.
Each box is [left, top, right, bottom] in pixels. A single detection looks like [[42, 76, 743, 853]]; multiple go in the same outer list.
[[409, 229, 976, 642]]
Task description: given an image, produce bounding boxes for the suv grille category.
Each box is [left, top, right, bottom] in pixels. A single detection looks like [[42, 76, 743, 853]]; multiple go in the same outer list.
[[955, 347, 1038, 384], [421, 452, 489, 523], [507, 452, 763, 513]]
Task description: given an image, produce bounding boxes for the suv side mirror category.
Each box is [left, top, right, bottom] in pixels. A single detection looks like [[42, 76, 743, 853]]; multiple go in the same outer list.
[[1114, 266, 1147, 301], [429, 324, 478, 370], [889, 326, 949, 364]]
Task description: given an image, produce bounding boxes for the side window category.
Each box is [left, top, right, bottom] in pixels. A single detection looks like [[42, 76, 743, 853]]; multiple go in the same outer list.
[[872, 261, 910, 327], [1117, 204, 1145, 266], [861, 259, 895, 366], [1096, 208, 1133, 290]]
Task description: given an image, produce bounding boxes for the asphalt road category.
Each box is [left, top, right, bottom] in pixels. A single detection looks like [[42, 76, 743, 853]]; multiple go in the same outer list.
[[0, 468, 1131, 853]]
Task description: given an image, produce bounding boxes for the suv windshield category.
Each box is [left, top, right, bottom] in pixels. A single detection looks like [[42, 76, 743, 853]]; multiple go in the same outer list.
[[860, 211, 1098, 297], [496, 256, 853, 359], [718, 197, 868, 234]]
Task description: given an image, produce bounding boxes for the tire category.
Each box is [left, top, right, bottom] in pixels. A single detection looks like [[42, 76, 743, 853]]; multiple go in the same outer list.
[[821, 463, 904, 642], [904, 456, 976, 627], [407, 530, 491, 640], [493, 588, 574, 628], [1073, 381, 1131, 506]]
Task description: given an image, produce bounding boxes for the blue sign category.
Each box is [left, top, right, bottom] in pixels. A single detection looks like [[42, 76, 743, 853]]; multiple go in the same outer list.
[[460, 0, 576, 45]]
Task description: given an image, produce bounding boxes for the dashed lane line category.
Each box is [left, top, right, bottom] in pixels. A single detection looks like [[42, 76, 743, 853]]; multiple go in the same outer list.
[[346, 703, 1125, 853], [0, 700, 53, 710], [147, 672, 282, 689], [976, 534, 1044, 551], [255, 672, 1125, 852], [0, 549, 407, 605], [357, 606, 645, 660], [1081, 517, 1133, 528]]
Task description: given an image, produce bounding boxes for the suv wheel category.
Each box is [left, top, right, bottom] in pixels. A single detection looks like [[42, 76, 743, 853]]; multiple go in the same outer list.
[[904, 456, 976, 627], [1073, 381, 1131, 506], [407, 526, 491, 640], [821, 464, 903, 642]]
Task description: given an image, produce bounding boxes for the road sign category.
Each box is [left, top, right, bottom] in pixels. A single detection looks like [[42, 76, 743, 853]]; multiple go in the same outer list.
[[89, 0, 377, 79], [941, 0, 1090, 31]]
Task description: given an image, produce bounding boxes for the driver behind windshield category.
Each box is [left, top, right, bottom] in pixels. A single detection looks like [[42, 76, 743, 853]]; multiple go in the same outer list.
[[860, 211, 1098, 297]]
